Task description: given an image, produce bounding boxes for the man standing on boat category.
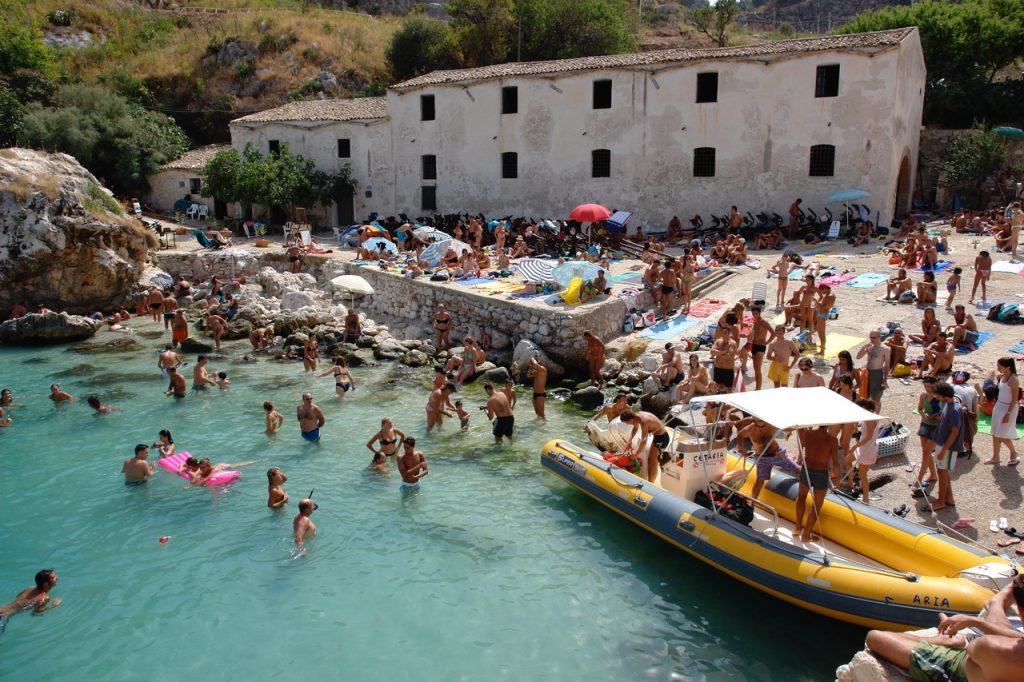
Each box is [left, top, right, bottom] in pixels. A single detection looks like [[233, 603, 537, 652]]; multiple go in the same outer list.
[[793, 425, 839, 542], [737, 419, 800, 500], [620, 409, 670, 483]]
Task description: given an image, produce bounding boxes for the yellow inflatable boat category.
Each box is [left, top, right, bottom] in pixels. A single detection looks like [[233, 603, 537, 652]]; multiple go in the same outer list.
[[543, 388, 1019, 631]]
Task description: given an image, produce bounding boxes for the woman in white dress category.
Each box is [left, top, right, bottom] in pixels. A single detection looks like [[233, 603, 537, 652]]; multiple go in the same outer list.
[[985, 357, 1020, 465]]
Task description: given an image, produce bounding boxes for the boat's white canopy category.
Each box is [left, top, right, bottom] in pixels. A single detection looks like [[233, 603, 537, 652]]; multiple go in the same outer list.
[[703, 387, 887, 430]]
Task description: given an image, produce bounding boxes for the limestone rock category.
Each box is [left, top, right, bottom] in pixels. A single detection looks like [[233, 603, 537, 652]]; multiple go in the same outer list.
[[401, 349, 429, 367], [640, 390, 673, 415], [572, 385, 605, 410], [641, 352, 662, 373], [483, 365, 510, 384], [419, 341, 437, 356], [602, 358, 622, 378], [284, 332, 309, 347], [0, 311, 101, 345], [179, 337, 214, 353], [490, 329, 511, 350], [512, 339, 565, 377], [0, 148, 154, 314], [224, 319, 254, 340], [255, 267, 316, 297], [374, 338, 408, 360], [468, 361, 496, 383], [281, 290, 316, 311], [68, 335, 143, 353]]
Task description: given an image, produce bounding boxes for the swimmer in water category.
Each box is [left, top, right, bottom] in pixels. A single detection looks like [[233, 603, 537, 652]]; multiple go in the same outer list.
[[267, 467, 288, 508], [0, 570, 61, 635], [319, 356, 355, 399], [152, 429, 175, 458], [293, 498, 318, 549], [1, 388, 13, 405], [215, 371, 230, 390], [264, 401, 284, 435], [86, 395, 117, 413], [49, 384, 75, 403], [366, 451, 390, 474], [122, 444, 156, 484], [0, 406, 10, 428], [454, 400, 470, 430]]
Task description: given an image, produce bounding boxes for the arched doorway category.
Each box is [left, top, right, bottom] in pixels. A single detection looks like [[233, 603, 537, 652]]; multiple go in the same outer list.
[[894, 155, 911, 218]]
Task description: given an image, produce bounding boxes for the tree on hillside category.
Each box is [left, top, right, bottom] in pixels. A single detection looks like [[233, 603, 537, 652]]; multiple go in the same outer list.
[[19, 85, 189, 195], [201, 144, 355, 222], [839, 0, 1024, 127], [0, 88, 24, 147], [516, 0, 636, 61], [688, 0, 741, 47], [386, 15, 455, 82], [446, 0, 517, 68], [936, 126, 1008, 209]]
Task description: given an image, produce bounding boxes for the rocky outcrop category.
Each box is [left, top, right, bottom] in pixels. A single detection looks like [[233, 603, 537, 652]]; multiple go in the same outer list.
[[0, 148, 155, 315], [0, 311, 101, 345], [513, 339, 565, 378]]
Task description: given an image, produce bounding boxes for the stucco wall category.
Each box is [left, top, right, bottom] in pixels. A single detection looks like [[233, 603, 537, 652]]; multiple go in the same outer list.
[[385, 34, 925, 228], [146, 168, 214, 214], [229, 118, 393, 224]]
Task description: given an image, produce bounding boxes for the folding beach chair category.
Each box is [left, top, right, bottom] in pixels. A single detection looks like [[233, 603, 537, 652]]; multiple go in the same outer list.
[[751, 281, 768, 307], [194, 230, 219, 250]]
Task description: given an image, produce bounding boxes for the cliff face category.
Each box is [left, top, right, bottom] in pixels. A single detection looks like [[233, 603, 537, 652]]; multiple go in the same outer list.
[[0, 148, 156, 316]]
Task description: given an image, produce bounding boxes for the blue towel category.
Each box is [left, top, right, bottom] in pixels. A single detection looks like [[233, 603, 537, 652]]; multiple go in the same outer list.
[[913, 260, 954, 274], [784, 268, 805, 281], [845, 272, 890, 288], [956, 330, 993, 353], [1008, 340, 1024, 354], [638, 316, 703, 340], [453, 277, 492, 286]]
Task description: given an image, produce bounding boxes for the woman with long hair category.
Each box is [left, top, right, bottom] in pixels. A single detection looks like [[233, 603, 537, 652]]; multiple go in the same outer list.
[[985, 357, 1020, 465]]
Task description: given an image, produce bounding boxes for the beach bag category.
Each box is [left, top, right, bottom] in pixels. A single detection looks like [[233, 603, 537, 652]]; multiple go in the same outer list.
[[642, 310, 656, 327], [858, 367, 869, 398], [695, 488, 754, 526], [623, 316, 635, 334], [633, 312, 645, 329], [996, 303, 1020, 322], [603, 452, 642, 474], [986, 303, 1005, 321], [892, 363, 912, 377]]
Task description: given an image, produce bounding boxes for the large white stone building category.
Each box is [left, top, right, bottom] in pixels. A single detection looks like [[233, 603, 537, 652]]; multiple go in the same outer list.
[[172, 27, 926, 229]]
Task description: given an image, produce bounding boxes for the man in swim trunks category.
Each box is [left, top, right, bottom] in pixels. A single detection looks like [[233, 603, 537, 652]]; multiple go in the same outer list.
[[158, 344, 180, 376], [343, 309, 362, 343], [793, 425, 839, 542], [432, 305, 453, 351], [0, 569, 61, 635], [765, 325, 800, 387], [658, 260, 678, 318], [950, 305, 979, 350], [590, 392, 630, 424], [884, 268, 912, 302], [866, 574, 1024, 682], [746, 306, 773, 390], [710, 327, 738, 393], [297, 392, 325, 443], [250, 325, 273, 351], [397, 437, 429, 488], [171, 310, 188, 348], [527, 356, 548, 420], [856, 329, 889, 411], [738, 419, 800, 500], [426, 382, 456, 432], [620, 409, 670, 483], [484, 383, 515, 443], [918, 334, 954, 379], [122, 443, 156, 484], [146, 286, 164, 323], [813, 284, 836, 356], [162, 294, 178, 330], [165, 366, 186, 398], [204, 313, 226, 351], [49, 384, 74, 403], [193, 355, 215, 390], [653, 343, 686, 391], [584, 330, 605, 387], [293, 498, 317, 548]]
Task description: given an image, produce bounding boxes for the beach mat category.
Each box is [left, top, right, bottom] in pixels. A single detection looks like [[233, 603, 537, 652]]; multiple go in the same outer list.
[[688, 298, 726, 318], [802, 333, 865, 360], [817, 273, 855, 287], [638, 316, 703, 340], [845, 272, 890, 289], [913, 260, 954, 274], [1008, 340, 1024, 354], [612, 272, 644, 285], [453, 277, 492, 286], [956, 330, 993, 353], [474, 280, 523, 292], [787, 268, 806, 281], [977, 412, 1024, 438], [991, 260, 1024, 275]]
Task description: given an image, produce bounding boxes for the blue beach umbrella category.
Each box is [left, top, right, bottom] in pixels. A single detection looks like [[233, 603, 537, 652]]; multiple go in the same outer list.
[[420, 238, 472, 267], [364, 237, 398, 255], [551, 260, 606, 288], [825, 188, 871, 204]]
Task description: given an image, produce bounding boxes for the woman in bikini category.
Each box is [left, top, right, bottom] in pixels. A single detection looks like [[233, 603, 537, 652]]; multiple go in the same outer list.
[[828, 352, 859, 455], [319, 356, 355, 399], [674, 354, 710, 404], [367, 417, 406, 460], [455, 337, 485, 385], [678, 253, 695, 315], [908, 307, 940, 346], [969, 250, 992, 303], [303, 333, 319, 373], [152, 429, 175, 459]]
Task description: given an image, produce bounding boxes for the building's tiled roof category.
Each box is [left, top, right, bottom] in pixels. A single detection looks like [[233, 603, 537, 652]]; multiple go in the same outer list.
[[158, 144, 231, 171], [391, 28, 915, 91], [231, 97, 388, 124]]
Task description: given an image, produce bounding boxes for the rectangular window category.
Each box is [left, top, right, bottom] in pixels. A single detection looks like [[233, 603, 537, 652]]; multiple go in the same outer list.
[[815, 64, 840, 98], [591, 149, 611, 178], [501, 86, 518, 114], [809, 144, 836, 177], [696, 72, 718, 103], [501, 152, 518, 179], [422, 154, 437, 180], [189, 178, 202, 195], [693, 147, 716, 177], [337, 138, 351, 158], [593, 79, 612, 109], [422, 186, 437, 211], [268, 140, 280, 154], [421, 94, 435, 121]]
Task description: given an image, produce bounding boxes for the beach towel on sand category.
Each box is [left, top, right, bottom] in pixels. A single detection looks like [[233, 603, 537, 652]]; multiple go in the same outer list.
[[638, 316, 703, 340], [800, 333, 865, 360], [845, 272, 890, 289], [688, 298, 726, 318]]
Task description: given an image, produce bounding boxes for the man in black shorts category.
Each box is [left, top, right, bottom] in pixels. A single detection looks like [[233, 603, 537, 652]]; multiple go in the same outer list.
[[620, 409, 671, 483], [484, 383, 514, 443], [710, 326, 738, 393]]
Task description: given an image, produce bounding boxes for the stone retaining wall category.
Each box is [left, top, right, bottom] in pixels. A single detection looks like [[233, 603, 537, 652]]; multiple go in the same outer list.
[[336, 263, 626, 370]]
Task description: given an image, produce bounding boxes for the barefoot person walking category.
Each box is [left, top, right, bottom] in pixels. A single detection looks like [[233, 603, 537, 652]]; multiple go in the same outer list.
[[793, 425, 839, 542], [986, 357, 1020, 465]]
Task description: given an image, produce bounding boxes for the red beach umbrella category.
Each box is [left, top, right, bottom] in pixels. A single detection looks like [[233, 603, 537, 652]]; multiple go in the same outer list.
[[568, 203, 612, 222]]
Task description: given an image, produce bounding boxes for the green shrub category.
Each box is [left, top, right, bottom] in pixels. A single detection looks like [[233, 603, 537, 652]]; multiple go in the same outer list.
[[47, 9, 76, 27], [235, 60, 255, 79], [301, 45, 321, 63]]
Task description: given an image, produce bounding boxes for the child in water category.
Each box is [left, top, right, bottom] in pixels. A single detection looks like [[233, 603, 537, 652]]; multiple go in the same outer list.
[[216, 372, 230, 390], [264, 401, 284, 434], [267, 467, 288, 508], [454, 400, 470, 430], [366, 451, 390, 474]]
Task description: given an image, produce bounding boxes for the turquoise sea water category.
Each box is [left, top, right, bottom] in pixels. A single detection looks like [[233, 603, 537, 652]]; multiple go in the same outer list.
[[0, 330, 864, 680]]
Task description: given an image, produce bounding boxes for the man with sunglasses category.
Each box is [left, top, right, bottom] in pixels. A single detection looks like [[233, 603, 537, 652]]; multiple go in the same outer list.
[[297, 392, 325, 443]]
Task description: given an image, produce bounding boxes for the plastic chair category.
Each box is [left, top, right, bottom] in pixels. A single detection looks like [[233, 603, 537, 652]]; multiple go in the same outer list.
[[241, 222, 255, 239], [186, 204, 199, 220], [300, 230, 311, 248], [196, 205, 209, 220], [750, 282, 768, 306]]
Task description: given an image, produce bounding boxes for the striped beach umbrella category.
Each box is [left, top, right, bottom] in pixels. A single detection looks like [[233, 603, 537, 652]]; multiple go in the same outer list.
[[516, 257, 555, 283]]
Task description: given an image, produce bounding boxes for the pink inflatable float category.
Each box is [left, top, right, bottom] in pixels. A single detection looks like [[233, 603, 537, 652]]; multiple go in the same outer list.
[[158, 451, 241, 486]]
